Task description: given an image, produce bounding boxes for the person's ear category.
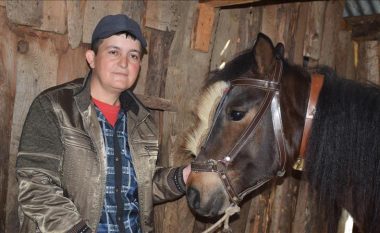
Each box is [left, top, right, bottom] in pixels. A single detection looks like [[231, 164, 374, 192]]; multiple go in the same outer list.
[[85, 50, 96, 69]]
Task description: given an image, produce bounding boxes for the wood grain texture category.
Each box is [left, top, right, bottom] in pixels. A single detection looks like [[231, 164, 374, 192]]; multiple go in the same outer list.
[[345, 14, 380, 41], [303, 1, 327, 60], [318, 1, 344, 68], [209, 8, 240, 71], [5, 0, 42, 27], [145, 1, 179, 32], [200, 0, 260, 8], [38, 0, 67, 34], [67, 0, 85, 48], [6, 30, 59, 233], [0, 7, 17, 233], [155, 2, 212, 232], [357, 41, 380, 85], [190, 3, 215, 52], [82, 1, 123, 44]]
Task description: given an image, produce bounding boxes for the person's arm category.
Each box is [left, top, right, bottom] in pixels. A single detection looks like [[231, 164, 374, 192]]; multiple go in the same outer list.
[[152, 164, 190, 204], [16, 95, 91, 233]]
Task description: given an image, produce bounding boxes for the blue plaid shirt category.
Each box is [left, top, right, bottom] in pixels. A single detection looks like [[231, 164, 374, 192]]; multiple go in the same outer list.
[[94, 106, 141, 233]]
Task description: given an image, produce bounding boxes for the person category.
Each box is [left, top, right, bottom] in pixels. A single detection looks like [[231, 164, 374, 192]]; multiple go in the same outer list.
[[16, 14, 190, 233]]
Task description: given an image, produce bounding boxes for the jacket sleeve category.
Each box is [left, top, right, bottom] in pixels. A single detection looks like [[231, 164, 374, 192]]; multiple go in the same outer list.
[[16, 95, 91, 233], [152, 165, 187, 204]]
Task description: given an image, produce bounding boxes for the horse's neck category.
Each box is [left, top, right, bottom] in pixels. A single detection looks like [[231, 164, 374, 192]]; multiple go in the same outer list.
[[280, 64, 310, 167]]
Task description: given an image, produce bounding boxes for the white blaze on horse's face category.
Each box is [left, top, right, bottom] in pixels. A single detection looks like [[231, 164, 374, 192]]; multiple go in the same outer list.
[[185, 81, 230, 156]]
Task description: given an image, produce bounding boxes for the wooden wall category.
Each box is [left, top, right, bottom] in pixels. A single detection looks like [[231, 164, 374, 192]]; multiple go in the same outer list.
[[0, 1, 379, 233]]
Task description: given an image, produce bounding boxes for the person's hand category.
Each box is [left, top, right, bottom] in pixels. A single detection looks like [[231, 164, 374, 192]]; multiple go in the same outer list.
[[182, 164, 191, 184]]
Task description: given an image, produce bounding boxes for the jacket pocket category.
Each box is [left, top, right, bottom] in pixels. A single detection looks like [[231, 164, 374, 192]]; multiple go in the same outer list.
[[61, 126, 96, 151]]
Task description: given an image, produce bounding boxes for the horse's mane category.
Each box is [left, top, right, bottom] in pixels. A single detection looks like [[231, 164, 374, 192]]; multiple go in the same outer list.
[[305, 66, 380, 233]]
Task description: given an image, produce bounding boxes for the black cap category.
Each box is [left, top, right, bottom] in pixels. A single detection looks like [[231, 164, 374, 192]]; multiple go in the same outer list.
[[91, 14, 147, 49]]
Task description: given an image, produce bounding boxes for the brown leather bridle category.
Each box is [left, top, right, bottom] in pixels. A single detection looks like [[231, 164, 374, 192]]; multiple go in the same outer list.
[[191, 57, 287, 205]]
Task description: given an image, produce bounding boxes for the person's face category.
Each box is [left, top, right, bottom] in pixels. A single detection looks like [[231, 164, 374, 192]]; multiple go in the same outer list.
[[86, 34, 142, 95]]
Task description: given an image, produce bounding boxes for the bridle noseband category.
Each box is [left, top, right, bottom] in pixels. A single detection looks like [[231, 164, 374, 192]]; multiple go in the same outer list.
[[191, 57, 287, 205]]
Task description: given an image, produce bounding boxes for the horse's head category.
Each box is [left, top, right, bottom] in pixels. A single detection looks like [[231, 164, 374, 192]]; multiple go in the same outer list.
[[185, 33, 309, 217]]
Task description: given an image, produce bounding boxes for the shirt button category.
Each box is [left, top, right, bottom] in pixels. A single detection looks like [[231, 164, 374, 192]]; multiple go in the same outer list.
[[115, 157, 119, 162], [115, 188, 119, 192]]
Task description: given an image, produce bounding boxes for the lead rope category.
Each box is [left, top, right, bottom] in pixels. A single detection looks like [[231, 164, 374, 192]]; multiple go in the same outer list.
[[201, 204, 241, 233]]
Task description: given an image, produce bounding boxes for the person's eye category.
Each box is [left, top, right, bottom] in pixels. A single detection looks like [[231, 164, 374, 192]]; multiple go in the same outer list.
[[108, 50, 119, 56], [128, 53, 141, 62]]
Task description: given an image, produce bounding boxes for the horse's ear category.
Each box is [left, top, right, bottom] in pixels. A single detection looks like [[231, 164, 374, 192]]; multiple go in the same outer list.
[[275, 43, 284, 59], [252, 33, 276, 74]]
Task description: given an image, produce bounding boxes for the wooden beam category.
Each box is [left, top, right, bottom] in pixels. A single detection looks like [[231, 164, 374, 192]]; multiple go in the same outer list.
[[136, 94, 177, 112], [191, 3, 216, 52], [191, 0, 261, 52], [199, 0, 260, 8], [145, 1, 178, 31], [345, 15, 380, 41]]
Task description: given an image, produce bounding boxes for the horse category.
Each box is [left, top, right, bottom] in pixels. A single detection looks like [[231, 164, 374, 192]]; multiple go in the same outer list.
[[185, 33, 380, 233]]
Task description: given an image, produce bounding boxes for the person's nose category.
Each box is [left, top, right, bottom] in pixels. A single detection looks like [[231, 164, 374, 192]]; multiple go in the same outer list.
[[119, 55, 128, 68]]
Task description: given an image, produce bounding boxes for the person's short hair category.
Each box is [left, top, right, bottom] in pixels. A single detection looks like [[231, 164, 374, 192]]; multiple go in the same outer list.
[[91, 32, 138, 55]]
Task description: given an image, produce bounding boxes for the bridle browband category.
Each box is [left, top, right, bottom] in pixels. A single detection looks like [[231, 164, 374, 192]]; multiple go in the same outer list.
[[191, 57, 287, 204]]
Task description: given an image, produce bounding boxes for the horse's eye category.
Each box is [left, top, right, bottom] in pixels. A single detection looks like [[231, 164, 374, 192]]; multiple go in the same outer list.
[[229, 110, 246, 121]]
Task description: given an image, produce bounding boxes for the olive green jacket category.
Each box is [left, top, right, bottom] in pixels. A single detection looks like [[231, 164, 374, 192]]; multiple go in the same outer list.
[[16, 74, 185, 233]]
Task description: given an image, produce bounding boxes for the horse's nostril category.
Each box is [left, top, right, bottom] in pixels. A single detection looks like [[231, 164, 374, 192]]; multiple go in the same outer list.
[[187, 187, 200, 210]]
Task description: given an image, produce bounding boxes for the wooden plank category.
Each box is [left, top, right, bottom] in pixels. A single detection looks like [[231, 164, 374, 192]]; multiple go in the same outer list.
[[145, 1, 178, 31], [303, 1, 327, 60], [5, 0, 42, 27], [190, 3, 216, 52], [247, 186, 274, 233], [356, 41, 380, 84], [0, 7, 17, 233], [319, 1, 344, 67], [291, 179, 312, 233], [200, 0, 260, 8], [37, 0, 67, 34], [6, 0, 67, 34], [209, 7, 240, 71], [345, 15, 380, 41], [156, 1, 213, 232], [261, 4, 278, 40], [82, 1, 123, 44], [235, 3, 262, 51], [56, 45, 89, 85], [135, 94, 177, 112], [290, 2, 309, 65], [269, 177, 300, 233], [6, 30, 59, 233], [122, 0, 145, 26], [144, 27, 175, 165], [336, 30, 355, 80], [67, 0, 85, 48]]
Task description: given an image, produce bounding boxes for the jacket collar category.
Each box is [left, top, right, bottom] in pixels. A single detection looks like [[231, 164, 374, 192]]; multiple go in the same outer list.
[[74, 71, 151, 122]]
